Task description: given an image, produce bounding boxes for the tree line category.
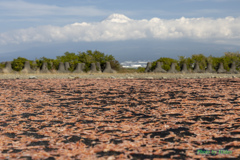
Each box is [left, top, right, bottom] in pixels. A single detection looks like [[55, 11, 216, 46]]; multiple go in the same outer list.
[[0, 50, 121, 72], [0, 50, 239, 73], [137, 51, 240, 73]]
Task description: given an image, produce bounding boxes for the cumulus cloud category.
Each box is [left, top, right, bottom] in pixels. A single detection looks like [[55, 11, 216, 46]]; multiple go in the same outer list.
[[1, 14, 240, 45]]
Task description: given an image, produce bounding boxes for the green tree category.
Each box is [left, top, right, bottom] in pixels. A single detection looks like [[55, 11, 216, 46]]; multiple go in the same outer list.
[[223, 52, 240, 71], [12, 57, 29, 71], [178, 56, 194, 71], [151, 57, 180, 71], [191, 54, 207, 70], [137, 67, 145, 73], [36, 57, 56, 70], [56, 52, 79, 71], [78, 50, 120, 72]]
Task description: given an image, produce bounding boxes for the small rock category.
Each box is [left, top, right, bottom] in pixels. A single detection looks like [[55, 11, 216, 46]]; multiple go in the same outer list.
[[127, 77, 134, 79], [107, 156, 115, 160], [147, 77, 154, 79], [110, 76, 116, 79], [68, 76, 75, 79], [29, 76, 37, 79]]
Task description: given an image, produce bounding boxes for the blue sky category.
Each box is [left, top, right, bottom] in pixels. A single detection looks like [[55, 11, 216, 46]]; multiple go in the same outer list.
[[0, 0, 240, 62]]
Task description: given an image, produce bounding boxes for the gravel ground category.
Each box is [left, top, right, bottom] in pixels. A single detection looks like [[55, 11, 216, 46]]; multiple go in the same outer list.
[[0, 78, 240, 159], [0, 73, 239, 79]]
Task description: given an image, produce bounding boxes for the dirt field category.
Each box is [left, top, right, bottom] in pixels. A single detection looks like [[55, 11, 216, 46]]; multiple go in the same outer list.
[[0, 77, 240, 159]]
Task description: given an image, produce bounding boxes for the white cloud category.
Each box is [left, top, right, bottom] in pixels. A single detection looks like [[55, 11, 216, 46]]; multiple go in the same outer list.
[[1, 14, 240, 45]]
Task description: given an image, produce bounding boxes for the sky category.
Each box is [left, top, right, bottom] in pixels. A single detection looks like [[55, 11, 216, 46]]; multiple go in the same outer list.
[[0, 0, 240, 62]]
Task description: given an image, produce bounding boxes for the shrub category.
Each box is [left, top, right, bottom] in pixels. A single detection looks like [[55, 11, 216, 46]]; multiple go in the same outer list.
[[137, 67, 145, 73], [191, 54, 207, 70], [12, 57, 29, 71], [151, 57, 180, 71]]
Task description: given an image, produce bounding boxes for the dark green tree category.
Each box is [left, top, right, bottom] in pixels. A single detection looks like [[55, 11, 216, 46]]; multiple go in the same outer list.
[[78, 50, 120, 72], [36, 57, 56, 70], [56, 52, 79, 71], [191, 54, 207, 70], [178, 56, 194, 71], [151, 57, 180, 71], [12, 57, 29, 71], [223, 52, 240, 71]]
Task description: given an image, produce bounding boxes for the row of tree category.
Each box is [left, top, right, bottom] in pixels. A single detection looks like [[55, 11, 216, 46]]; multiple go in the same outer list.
[[0, 50, 121, 72], [138, 52, 240, 73], [1, 51, 240, 73]]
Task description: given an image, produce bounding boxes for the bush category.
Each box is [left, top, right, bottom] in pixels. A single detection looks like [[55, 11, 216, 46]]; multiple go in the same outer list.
[[36, 57, 56, 70], [137, 67, 145, 73], [151, 57, 180, 71], [178, 56, 194, 71], [0, 62, 5, 69], [78, 50, 120, 72], [191, 54, 207, 70], [12, 57, 29, 71]]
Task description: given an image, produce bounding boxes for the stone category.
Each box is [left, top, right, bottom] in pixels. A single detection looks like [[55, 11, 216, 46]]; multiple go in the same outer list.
[[21, 61, 35, 74], [153, 62, 167, 73], [146, 77, 154, 79], [81, 63, 86, 71], [103, 62, 117, 73], [40, 62, 50, 73], [144, 62, 152, 73], [127, 77, 134, 79], [0, 61, 16, 73], [228, 62, 239, 74], [32, 61, 39, 71], [88, 63, 99, 73], [168, 63, 178, 73], [96, 62, 102, 73], [193, 62, 204, 73], [48, 62, 57, 73], [217, 63, 227, 73], [65, 62, 70, 72], [58, 62, 68, 73], [29, 76, 37, 79], [68, 76, 75, 79], [205, 63, 216, 73], [181, 63, 190, 73], [73, 63, 85, 73]]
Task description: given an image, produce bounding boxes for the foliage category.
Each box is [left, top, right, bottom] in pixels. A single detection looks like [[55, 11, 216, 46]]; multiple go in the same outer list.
[[36, 57, 56, 70], [150, 57, 180, 71], [11, 57, 29, 71], [223, 51, 240, 71], [178, 56, 194, 71], [137, 67, 145, 73], [56, 52, 79, 71], [5, 51, 240, 73], [0, 62, 5, 69], [78, 50, 120, 72], [191, 54, 207, 70]]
